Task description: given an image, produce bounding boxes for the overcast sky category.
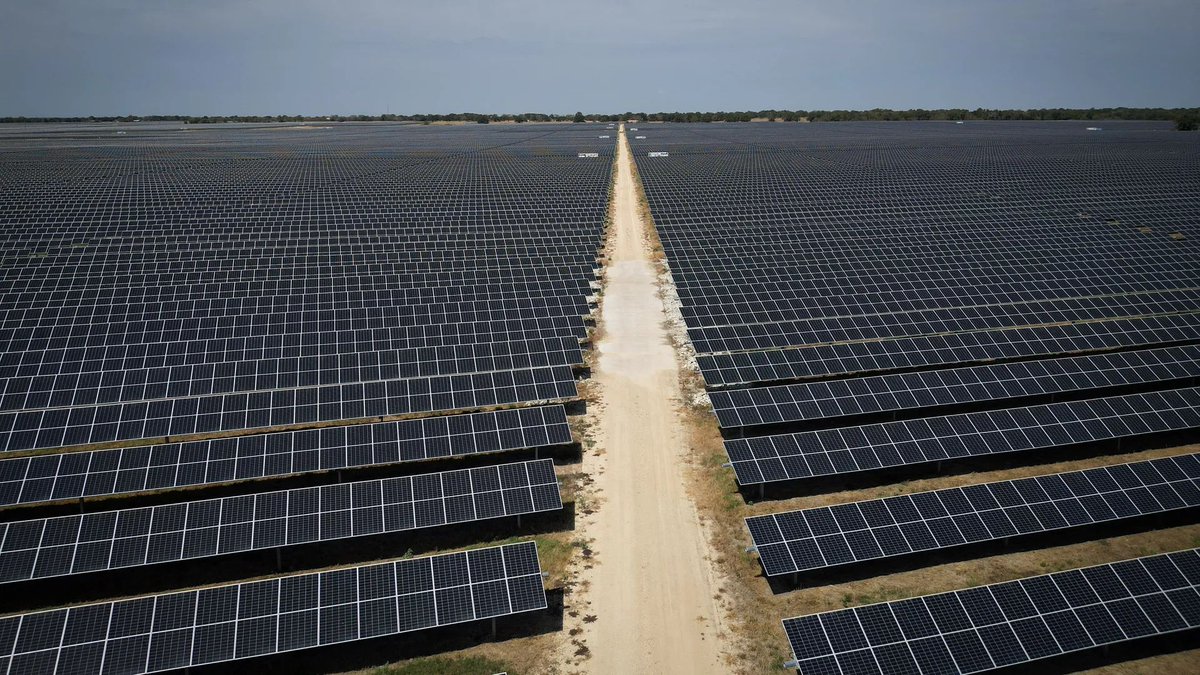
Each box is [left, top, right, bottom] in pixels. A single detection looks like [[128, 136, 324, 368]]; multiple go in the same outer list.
[[2, 0, 1197, 116]]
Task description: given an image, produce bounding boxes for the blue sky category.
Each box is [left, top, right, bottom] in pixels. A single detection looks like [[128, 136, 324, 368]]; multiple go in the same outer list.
[[2, 0, 1197, 116]]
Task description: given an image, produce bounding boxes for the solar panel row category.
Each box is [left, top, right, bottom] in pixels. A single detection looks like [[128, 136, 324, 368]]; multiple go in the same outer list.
[[0, 307, 591, 357], [0, 541, 547, 675], [687, 289, 1200, 354], [0, 458, 560, 584], [0, 336, 585, 413], [5, 253, 596, 277], [783, 547, 1200, 674], [668, 242, 1195, 306], [0, 364, 578, 454], [0, 313, 590, 357], [2, 331, 584, 375], [711, 344, 1200, 430], [0, 404, 572, 508], [6, 321, 591, 372], [2, 294, 593, 332], [0, 284, 595, 321], [727, 386, 1200, 486], [748, 452, 1200, 577], [0, 266, 598, 297], [668, 235, 1194, 291], [684, 288, 1200, 339], [697, 312, 1200, 387]]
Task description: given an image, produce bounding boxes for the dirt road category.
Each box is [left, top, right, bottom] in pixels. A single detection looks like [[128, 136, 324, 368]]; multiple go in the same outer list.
[[576, 125, 727, 673]]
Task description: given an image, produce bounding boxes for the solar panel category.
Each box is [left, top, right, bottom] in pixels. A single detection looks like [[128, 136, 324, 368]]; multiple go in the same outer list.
[[0, 365, 579, 454], [0, 405, 572, 508], [1, 268, 598, 304], [0, 335, 586, 412], [697, 312, 1200, 387], [0, 268, 590, 304], [686, 289, 1200, 353], [711, 344, 1200, 430], [670, 240, 1196, 322], [670, 240, 1196, 317], [2, 313, 590, 360], [782, 547, 1200, 674], [0, 458, 560, 584], [0, 130, 605, 675], [627, 124, 1200, 528], [1, 294, 592, 336], [727, 386, 1200, 486], [0, 541, 547, 675], [747, 452, 1200, 577]]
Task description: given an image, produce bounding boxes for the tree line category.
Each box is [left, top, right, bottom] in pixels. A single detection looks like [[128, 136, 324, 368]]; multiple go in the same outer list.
[[2, 108, 1197, 127], [614, 108, 1200, 124], [0, 113, 569, 124]]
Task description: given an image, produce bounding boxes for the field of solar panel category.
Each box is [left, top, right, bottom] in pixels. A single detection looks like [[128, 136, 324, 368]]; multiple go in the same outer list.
[[0, 121, 615, 674], [630, 121, 1200, 673]]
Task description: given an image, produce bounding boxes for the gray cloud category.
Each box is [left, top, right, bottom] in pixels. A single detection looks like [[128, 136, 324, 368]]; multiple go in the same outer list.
[[1, 0, 1197, 116]]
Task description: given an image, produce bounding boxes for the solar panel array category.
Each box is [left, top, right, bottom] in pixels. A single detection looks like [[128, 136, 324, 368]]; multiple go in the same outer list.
[[629, 122, 1200, 482], [0, 363, 578, 453], [0, 458, 560, 584], [699, 312, 1200, 388], [0, 404, 572, 507], [782, 547, 1200, 674], [629, 122, 1200, 669], [711, 344, 1200, 429], [0, 122, 613, 670], [727, 386, 1200, 486], [0, 541, 547, 675], [0, 335, 586, 411], [747, 452, 1200, 577], [0, 124, 610, 460]]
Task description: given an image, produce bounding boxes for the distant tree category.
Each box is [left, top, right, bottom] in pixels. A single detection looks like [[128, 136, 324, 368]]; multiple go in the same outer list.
[[573, 111, 585, 123], [1178, 115, 1198, 131]]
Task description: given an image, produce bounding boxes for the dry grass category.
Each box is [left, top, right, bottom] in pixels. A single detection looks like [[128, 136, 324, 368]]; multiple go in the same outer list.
[[343, 632, 558, 675], [354, 655, 510, 674]]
